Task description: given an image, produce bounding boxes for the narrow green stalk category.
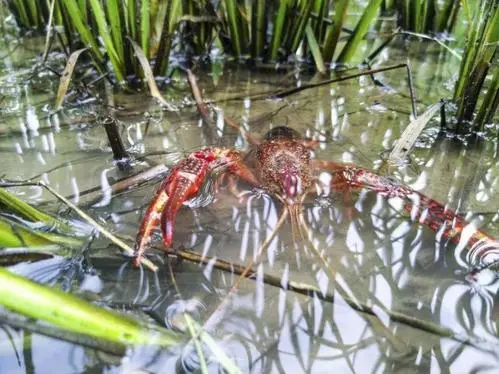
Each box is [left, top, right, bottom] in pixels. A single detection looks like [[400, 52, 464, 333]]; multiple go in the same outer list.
[[154, 0, 182, 76], [61, 0, 103, 63], [454, 0, 498, 129], [140, 0, 150, 58], [12, 0, 30, 27], [322, 0, 349, 63], [88, 0, 125, 82], [412, 0, 420, 31], [223, 0, 245, 57], [251, 0, 266, 58], [310, 0, 328, 41], [77, 0, 87, 24], [150, 0, 159, 24], [404, 0, 410, 30], [420, 0, 431, 32], [0, 268, 181, 347], [305, 22, 326, 74], [106, 0, 125, 65], [0, 188, 63, 229], [0, 216, 81, 248], [289, 0, 314, 53], [269, 0, 289, 61], [126, 0, 137, 42], [337, 0, 383, 64], [475, 65, 499, 128], [437, 0, 459, 32], [29, 0, 42, 27], [384, 0, 394, 11]]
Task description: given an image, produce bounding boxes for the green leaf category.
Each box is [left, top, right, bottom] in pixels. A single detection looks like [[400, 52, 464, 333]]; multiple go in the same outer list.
[[61, 0, 103, 63], [337, 0, 383, 63], [0, 268, 182, 347], [88, 0, 125, 82]]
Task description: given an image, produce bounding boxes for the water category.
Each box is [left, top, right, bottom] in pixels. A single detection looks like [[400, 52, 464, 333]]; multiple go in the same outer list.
[[0, 28, 498, 374]]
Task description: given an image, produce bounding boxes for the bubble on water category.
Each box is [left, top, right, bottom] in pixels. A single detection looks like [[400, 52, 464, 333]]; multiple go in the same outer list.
[[164, 298, 207, 332]]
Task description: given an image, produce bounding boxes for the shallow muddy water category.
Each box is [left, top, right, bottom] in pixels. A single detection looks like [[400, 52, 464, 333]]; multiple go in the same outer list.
[[0, 30, 498, 374]]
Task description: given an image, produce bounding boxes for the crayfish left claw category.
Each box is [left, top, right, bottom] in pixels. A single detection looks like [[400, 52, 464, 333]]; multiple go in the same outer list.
[[133, 147, 252, 267]]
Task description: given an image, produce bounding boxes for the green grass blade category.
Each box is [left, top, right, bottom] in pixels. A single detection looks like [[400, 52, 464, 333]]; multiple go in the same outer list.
[[269, 0, 289, 61], [106, 0, 125, 64], [140, 0, 150, 58], [223, 0, 244, 56], [251, 0, 266, 58], [126, 0, 137, 41], [0, 268, 181, 347], [322, 0, 349, 63], [475, 64, 499, 128], [61, 0, 103, 62], [337, 0, 383, 64], [11, 0, 31, 27], [0, 188, 64, 230], [153, 0, 182, 76], [77, 0, 87, 23], [413, 0, 420, 31], [88, 0, 124, 82], [26, 0, 40, 28], [305, 23, 326, 74], [0, 215, 52, 247], [289, 0, 314, 53], [454, 1, 495, 99], [183, 315, 242, 374], [0, 216, 82, 248], [437, 0, 459, 32]]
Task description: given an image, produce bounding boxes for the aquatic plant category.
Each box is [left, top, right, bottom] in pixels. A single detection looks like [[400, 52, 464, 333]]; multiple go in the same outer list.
[[453, 0, 498, 132], [388, 0, 461, 33], [7, 0, 385, 80]]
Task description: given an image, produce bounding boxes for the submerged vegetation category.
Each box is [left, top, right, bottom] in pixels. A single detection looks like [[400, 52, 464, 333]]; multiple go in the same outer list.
[[5, 0, 497, 133]]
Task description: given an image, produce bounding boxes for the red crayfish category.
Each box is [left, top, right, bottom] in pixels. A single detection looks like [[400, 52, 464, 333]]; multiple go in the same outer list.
[[133, 127, 496, 266]]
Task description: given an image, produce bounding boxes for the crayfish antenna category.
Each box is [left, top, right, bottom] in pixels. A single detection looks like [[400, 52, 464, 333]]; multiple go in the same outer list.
[[287, 203, 307, 246]]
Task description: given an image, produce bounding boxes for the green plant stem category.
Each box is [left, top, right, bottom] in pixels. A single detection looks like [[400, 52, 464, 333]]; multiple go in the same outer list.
[[88, 0, 124, 83], [61, 0, 103, 63], [107, 0, 125, 65], [0, 188, 65, 230], [269, 0, 288, 61], [223, 0, 244, 57], [251, 0, 266, 58], [305, 23, 326, 74], [322, 0, 349, 63], [337, 0, 383, 63], [0, 267, 181, 346], [140, 0, 150, 58]]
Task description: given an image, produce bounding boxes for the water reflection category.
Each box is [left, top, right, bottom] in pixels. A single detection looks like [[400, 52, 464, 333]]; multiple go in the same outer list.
[[1, 37, 498, 373]]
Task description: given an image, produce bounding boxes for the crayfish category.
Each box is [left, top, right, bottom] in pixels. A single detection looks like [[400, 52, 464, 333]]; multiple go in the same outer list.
[[133, 73, 497, 267]]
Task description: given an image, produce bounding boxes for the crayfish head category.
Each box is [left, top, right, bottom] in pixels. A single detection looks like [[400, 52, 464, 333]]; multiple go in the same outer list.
[[274, 160, 312, 206]]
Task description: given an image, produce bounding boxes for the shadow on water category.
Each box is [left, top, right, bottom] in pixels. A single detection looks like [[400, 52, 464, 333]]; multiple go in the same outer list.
[[0, 33, 498, 373]]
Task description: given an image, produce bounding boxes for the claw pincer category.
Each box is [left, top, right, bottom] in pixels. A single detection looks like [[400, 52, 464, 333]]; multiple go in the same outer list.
[[133, 148, 237, 266]]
